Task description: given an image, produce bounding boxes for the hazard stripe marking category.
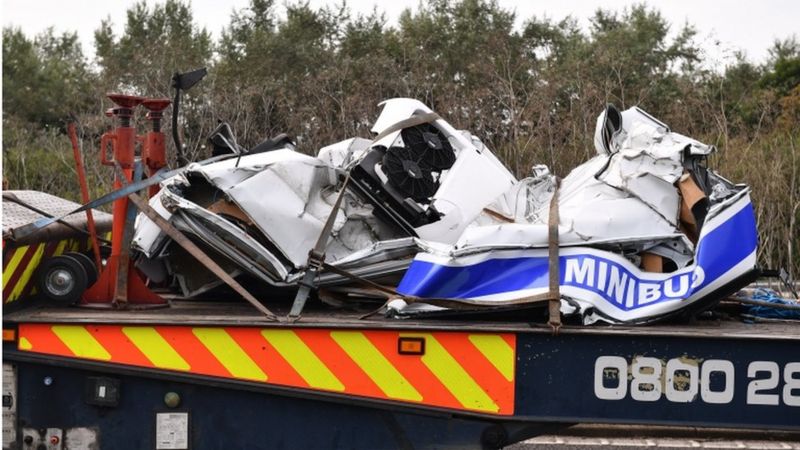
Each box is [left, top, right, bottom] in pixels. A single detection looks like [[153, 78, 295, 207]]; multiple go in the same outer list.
[[2, 246, 27, 281], [226, 328, 307, 388], [54, 240, 69, 256], [261, 329, 344, 392], [21, 241, 60, 300], [17, 324, 73, 355], [161, 327, 231, 379], [405, 333, 499, 413], [3, 238, 89, 303], [3, 244, 40, 301], [16, 324, 515, 415], [122, 327, 190, 371], [468, 334, 515, 382], [369, 330, 461, 408], [18, 337, 32, 350], [84, 326, 153, 367], [331, 331, 422, 402], [296, 330, 386, 398], [51, 325, 111, 361], [437, 333, 514, 414], [193, 328, 267, 381], [10, 244, 46, 300]]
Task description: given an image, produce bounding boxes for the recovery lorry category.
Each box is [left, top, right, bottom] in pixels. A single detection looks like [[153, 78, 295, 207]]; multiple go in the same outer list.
[[2, 70, 798, 449]]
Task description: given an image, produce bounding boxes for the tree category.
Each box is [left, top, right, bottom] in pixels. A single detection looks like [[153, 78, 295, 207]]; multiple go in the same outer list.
[[94, 0, 212, 96], [92, 0, 213, 162], [2, 27, 94, 127], [761, 36, 800, 96]]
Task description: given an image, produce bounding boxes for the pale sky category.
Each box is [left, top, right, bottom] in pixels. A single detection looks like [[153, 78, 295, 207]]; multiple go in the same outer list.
[[3, 0, 798, 66]]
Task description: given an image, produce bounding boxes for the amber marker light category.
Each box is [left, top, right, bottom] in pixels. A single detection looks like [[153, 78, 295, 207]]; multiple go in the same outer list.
[[398, 337, 425, 355], [3, 328, 17, 342]]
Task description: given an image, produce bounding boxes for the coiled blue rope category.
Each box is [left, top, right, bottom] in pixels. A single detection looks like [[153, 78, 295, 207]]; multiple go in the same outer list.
[[746, 288, 800, 319]]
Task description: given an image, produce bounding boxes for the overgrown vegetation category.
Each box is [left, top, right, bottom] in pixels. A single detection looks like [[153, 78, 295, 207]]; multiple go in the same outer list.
[[3, 0, 798, 276]]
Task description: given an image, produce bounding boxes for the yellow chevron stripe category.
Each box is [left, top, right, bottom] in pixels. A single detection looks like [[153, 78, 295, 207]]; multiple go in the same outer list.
[[468, 334, 514, 382], [54, 240, 69, 256], [9, 244, 45, 300], [18, 337, 32, 350], [51, 325, 111, 361], [330, 331, 422, 401], [404, 333, 498, 412], [261, 330, 344, 391], [192, 328, 267, 381], [2, 246, 27, 282], [122, 327, 190, 371]]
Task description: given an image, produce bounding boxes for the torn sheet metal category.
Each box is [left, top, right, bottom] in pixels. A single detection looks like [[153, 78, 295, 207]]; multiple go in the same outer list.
[[392, 190, 757, 324], [454, 106, 715, 260], [362, 98, 517, 244], [390, 106, 757, 324], [222, 152, 340, 267], [131, 100, 757, 324]]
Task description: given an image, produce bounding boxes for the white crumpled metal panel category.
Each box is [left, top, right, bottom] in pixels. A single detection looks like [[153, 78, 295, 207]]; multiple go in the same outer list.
[[192, 150, 311, 191], [224, 156, 340, 268], [369, 99, 518, 244], [454, 104, 712, 254], [132, 187, 174, 257], [557, 154, 678, 242]]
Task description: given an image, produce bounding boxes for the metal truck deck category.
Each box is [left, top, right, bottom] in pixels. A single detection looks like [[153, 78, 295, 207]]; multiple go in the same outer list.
[[4, 299, 798, 449], [4, 299, 799, 337]]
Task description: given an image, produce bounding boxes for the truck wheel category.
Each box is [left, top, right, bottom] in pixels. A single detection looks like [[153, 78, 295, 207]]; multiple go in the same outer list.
[[36, 255, 88, 305], [63, 252, 98, 286]]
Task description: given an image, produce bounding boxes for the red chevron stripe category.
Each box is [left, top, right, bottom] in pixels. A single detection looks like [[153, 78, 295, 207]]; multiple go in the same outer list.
[[18, 324, 72, 355], [84, 325, 152, 367], [3, 244, 41, 300], [437, 333, 514, 414], [18, 241, 61, 300], [160, 327, 231, 377], [295, 329, 386, 399], [364, 330, 462, 410], [227, 327, 308, 388]]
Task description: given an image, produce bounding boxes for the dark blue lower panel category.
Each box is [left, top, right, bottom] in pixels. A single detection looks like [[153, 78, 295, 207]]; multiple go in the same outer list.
[[515, 332, 800, 430], [12, 360, 554, 450], [13, 330, 797, 449]]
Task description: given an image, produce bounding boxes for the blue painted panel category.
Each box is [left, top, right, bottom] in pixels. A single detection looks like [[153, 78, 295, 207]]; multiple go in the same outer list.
[[398, 200, 758, 316], [514, 332, 799, 430]]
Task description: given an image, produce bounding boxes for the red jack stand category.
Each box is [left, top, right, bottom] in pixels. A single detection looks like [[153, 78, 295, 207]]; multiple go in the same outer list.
[[80, 93, 167, 308], [141, 98, 171, 197]]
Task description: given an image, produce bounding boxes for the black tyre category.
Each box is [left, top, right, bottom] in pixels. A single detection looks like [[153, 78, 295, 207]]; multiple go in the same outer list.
[[64, 252, 99, 286], [36, 255, 88, 305]]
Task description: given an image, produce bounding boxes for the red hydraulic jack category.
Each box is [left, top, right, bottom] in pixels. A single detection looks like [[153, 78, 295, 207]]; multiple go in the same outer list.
[[80, 94, 167, 308]]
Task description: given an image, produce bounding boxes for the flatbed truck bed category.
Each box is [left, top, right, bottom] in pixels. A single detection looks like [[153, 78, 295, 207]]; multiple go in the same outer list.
[[3, 300, 799, 449]]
